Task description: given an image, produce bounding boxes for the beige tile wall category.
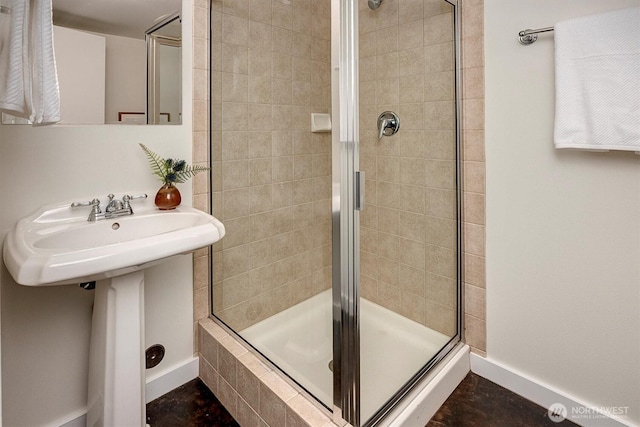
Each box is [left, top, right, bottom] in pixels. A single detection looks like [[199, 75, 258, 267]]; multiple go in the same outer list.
[[358, 0, 458, 336], [206, 0, 334, 332], [461, 0, 486, 355], [193, 0, 212, 334]]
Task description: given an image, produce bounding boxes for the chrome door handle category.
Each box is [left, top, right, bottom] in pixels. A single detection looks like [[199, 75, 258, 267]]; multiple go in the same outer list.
[[355, 171, 365, 211]]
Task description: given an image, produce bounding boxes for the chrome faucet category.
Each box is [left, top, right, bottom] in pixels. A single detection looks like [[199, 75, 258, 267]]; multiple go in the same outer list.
[[71, 194, 147, 222], [105, 194, 128, 214]]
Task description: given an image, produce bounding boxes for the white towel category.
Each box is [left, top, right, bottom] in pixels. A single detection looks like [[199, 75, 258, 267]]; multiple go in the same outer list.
[[0, 0, 31, 118], [0, 0, 59, 125], [28, 0, 59, 125], [554, 7, 640, 152]]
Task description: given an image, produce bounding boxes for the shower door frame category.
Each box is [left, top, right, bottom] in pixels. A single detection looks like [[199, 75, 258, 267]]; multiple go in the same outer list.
[[331, 0, 360, 424], [332, 1, 464, 426]]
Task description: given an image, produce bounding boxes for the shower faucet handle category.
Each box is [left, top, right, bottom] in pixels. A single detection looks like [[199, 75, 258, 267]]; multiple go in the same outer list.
[[377, 111, 400, 140]]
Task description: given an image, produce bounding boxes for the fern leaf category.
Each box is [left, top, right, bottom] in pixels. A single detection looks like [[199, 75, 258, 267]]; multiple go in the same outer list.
[[172, 164, 210, 183], [139, 144, 210, 185], [139, 143, 167, 182]]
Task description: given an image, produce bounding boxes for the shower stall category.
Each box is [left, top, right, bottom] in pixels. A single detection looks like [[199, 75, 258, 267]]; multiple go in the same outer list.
[[209, 0, 462, 425]]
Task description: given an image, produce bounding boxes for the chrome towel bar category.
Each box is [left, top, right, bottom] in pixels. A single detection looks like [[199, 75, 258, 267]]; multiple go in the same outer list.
[[518, 26, 554, 45]]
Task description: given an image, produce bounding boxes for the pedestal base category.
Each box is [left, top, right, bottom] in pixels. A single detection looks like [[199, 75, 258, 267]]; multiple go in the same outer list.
[[87, 271, 146, 427]]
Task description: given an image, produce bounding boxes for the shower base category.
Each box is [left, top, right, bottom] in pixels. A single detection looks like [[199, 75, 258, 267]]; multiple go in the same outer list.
[[241, 289, 451, 422]]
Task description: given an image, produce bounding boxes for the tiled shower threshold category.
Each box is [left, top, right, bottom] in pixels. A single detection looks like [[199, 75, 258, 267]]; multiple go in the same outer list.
[[196, 315, 469, 427]]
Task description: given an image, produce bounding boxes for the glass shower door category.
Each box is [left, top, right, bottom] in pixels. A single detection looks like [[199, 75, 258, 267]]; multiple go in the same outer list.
[[210, 0, 335, 411], [335, 0, 462, 424]]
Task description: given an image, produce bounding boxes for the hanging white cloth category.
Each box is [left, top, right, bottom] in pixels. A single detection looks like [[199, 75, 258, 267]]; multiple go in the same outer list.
[[554, 7, 640, 151], [0, 0, 31, 118], [28, 0, 59, 124], [0, 0, 60, 125]]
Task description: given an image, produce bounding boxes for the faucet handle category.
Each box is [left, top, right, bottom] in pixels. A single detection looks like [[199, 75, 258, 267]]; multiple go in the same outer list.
[[71, 198, 101, 210], [71, 199, 102, 221], [377, 111, 400, 140], [122, 194, 148, 210], [123, 194, 148, 202]]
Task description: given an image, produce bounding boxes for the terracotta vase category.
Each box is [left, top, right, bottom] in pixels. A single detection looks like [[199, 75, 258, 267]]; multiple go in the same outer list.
[[154, 183, 181, 210]]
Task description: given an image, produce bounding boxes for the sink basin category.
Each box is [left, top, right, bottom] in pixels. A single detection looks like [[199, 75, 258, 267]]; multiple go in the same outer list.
[[3, 198, 225, 286], [3, 196, 225, 426]]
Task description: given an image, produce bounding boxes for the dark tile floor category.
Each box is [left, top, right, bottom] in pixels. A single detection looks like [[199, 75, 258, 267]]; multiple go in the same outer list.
[[146, 379, 239, 427], [427, 373, 578, 427], [147, 373, 579, 426]]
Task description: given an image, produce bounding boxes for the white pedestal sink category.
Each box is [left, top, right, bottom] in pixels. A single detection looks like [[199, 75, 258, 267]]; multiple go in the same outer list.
[[3, 198, 225, 426], [87, 271, 146, 426]]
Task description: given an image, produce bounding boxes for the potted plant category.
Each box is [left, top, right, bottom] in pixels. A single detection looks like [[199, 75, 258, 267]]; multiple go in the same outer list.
[[139, 143, 209, 210]]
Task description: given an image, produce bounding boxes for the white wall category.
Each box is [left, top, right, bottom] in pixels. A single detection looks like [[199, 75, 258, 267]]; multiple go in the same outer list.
[[485, 0, 640, 425], [0, 2, 194, 425], [103, 34, 146, 124], [53, 27, 106, 124]]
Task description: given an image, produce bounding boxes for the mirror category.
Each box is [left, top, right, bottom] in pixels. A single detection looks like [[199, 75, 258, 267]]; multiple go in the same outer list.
[[1, 0, 181, 125]]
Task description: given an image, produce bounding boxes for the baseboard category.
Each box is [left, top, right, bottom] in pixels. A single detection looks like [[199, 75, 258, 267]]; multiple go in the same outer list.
[[145, 356, 199, 403], [384, 343, 470, 427], [58, 357, 199, 427], [54, 409, 86, 427], [470, 353, 635, 427]]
